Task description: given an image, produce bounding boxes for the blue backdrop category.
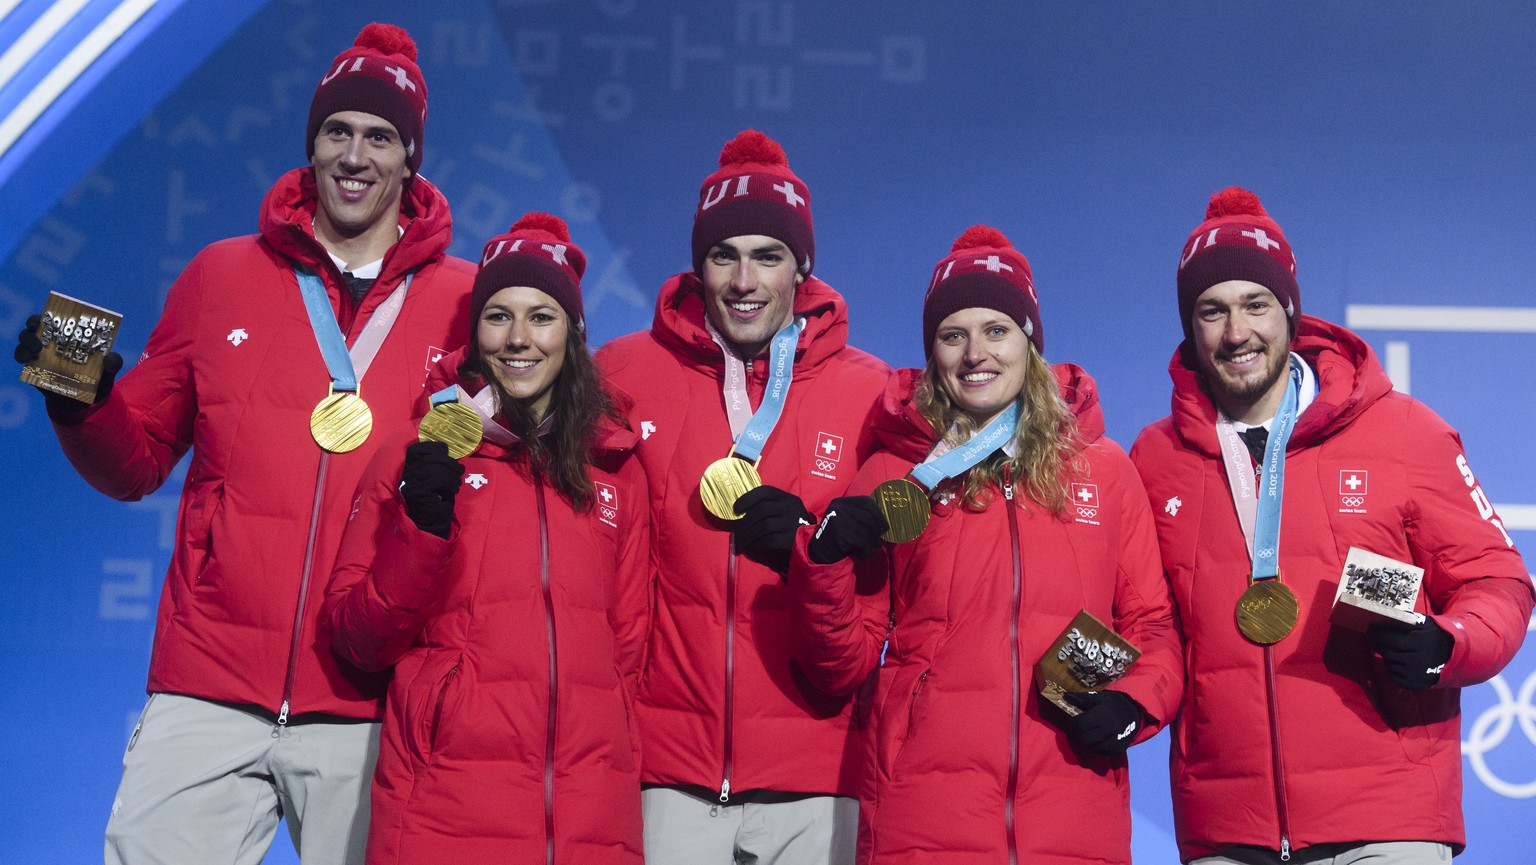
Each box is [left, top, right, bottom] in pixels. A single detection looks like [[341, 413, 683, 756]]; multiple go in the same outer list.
[[3, 2, 1532, 862]]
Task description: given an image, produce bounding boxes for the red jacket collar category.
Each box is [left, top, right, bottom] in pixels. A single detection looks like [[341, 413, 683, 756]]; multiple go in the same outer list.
[[869, 363, 1108, 464], [648, 271, 852, 378], [257, 167, 454, 284], [1166, 314, 1395, 457]]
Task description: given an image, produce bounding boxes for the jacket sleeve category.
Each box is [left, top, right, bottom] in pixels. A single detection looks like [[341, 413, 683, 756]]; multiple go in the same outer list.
[[49, 253, 208, 500], [1101, 445, 1184, 739], [785, 456, 896, 697], [323, 435, 454, 672], [1401, 403, 1533, 688], [610, 453, 653, 694]]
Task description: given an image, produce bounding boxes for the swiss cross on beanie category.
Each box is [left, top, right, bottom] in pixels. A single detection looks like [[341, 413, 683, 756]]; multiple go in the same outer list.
[[306, 23, 428, 174], [922, 225, 1042, 357], [471, 213, 588, 341], [1176, 187, 1299, 340], [691, 129, 815, 276]]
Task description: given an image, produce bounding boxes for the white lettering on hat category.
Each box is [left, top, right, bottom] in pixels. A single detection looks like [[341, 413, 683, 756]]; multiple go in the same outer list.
[[1179, 228, 1221, 269], [1242, 227, 1280, 251], [542, 243, 568, 265], [774, 180, 804, 208], [700, 176, 751, 210], [320, 57, 365, 85], [385, 64, 417, 92], [974, 255, 1013, 273], [928, 260, 956, 295]]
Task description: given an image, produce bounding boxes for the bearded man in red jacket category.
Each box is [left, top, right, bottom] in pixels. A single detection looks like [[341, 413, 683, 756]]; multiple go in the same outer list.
[[13, 23, 473, 865], [596, 129, 889, 865], [1131, 187, 1532, 865]]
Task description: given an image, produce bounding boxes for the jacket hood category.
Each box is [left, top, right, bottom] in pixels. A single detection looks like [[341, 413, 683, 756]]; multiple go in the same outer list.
[[868, 363, 1107, 464], [257, 167, 453, 284], [648, 271, 851, 377], [424, 345, 637, 455], [1167, 313, 1395, 457]]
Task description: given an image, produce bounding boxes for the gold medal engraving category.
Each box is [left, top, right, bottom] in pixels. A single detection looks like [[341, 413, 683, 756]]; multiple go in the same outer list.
[[311, 391, 373, 453], [874, 478, 931, 543], [418, 401, 483, 459], [1236, 579, 1299, 644], [700, 456, 763, 521]]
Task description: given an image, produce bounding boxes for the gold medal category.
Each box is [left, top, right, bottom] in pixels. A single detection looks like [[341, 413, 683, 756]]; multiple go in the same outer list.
[[311, 390, 373, 453], [699, 454, 762, 521], [1236, 578, 1299, 644], [418, 401, 483, 459], [874, 477, 931, 543]]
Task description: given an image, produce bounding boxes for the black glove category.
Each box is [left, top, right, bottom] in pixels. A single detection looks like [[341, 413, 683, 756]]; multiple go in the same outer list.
[[400, 440, 465, 539], [1368, 618, 1453, 690], [1060, 690, 1144, 756], [15, 313, 123, 421], [807, 495, 889, 565], [731, 485, 815, 572]]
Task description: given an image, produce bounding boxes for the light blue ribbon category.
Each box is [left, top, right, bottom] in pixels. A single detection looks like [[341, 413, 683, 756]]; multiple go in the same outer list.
[[1250, 359, 1304, 580], [909, 403, 1020, 491], [731, 318, 805, 463], [294, 268, 411, 392]]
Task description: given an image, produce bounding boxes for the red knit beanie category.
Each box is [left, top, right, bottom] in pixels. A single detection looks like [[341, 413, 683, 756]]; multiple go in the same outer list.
[[923, 225, 1041, 357], [1176, 187, 1299, 339], [471, 213, 587, 341], [691, 129, 815, 276], [306, 23, 428, 174]]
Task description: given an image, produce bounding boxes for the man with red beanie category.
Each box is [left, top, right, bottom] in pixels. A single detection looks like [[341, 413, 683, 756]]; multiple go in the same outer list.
[[12, 23, 473, 865], [596, 129, 889, 864], [1132, 187, 1531, 864]]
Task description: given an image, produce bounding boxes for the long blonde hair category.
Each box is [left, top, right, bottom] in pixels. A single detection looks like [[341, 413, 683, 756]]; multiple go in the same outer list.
[[914, 343, 1083, 514]]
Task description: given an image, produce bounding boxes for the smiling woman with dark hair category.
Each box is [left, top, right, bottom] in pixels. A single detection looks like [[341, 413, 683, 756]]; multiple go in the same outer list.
[[324, 213, 649, 865]]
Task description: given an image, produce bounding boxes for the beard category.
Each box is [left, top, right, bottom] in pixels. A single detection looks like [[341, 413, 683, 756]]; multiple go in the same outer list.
[[1204, 341, 1290, 411]]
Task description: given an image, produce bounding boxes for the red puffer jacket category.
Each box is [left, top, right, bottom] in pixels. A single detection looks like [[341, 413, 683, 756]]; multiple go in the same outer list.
[[595, 272, 890, 799], [324, 352, 649, 864], [789, 365, 1182, 864], [1131, 316, 1532, 860], [50, 168, 473, 719]]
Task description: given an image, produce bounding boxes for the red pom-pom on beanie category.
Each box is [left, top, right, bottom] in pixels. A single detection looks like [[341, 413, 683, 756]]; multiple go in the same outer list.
[[510, 212, 571, 242], [1204, 186, 1267, 220], [718, 129, 788, 168], [951, 225, 1013, 253], [354, 22, 417, 61]]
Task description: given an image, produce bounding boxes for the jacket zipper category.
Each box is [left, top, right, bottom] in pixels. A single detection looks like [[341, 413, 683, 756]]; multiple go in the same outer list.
[[537, 479, 558, 865], [1264, 647, 1292, 860], [720, 535, 738, 804], [1002, 466, 1022, 865], [720, 357, 755, 804], [430, 666, 459, 754], [276, 451, 331, 732]]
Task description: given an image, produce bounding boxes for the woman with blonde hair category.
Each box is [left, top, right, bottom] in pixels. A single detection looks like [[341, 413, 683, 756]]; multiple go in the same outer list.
[[778, 226, 1182, 863]]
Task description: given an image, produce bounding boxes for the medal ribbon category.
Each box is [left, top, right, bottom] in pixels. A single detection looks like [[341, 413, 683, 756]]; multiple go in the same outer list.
[[1215, 356, 1303, 580], [430, 384, 545, 446], [295, 268, 411, 393], [706, 316, 805, 462], [909, 403, 1021, 491]]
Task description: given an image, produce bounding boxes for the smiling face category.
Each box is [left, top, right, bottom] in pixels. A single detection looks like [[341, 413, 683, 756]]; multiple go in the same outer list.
[[310, 110, 411, 257], [700, 234, 802, 360], [477, 286, 569, 421], [931, 307, 1031, 422], [1190, 279, 1292, 424]]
